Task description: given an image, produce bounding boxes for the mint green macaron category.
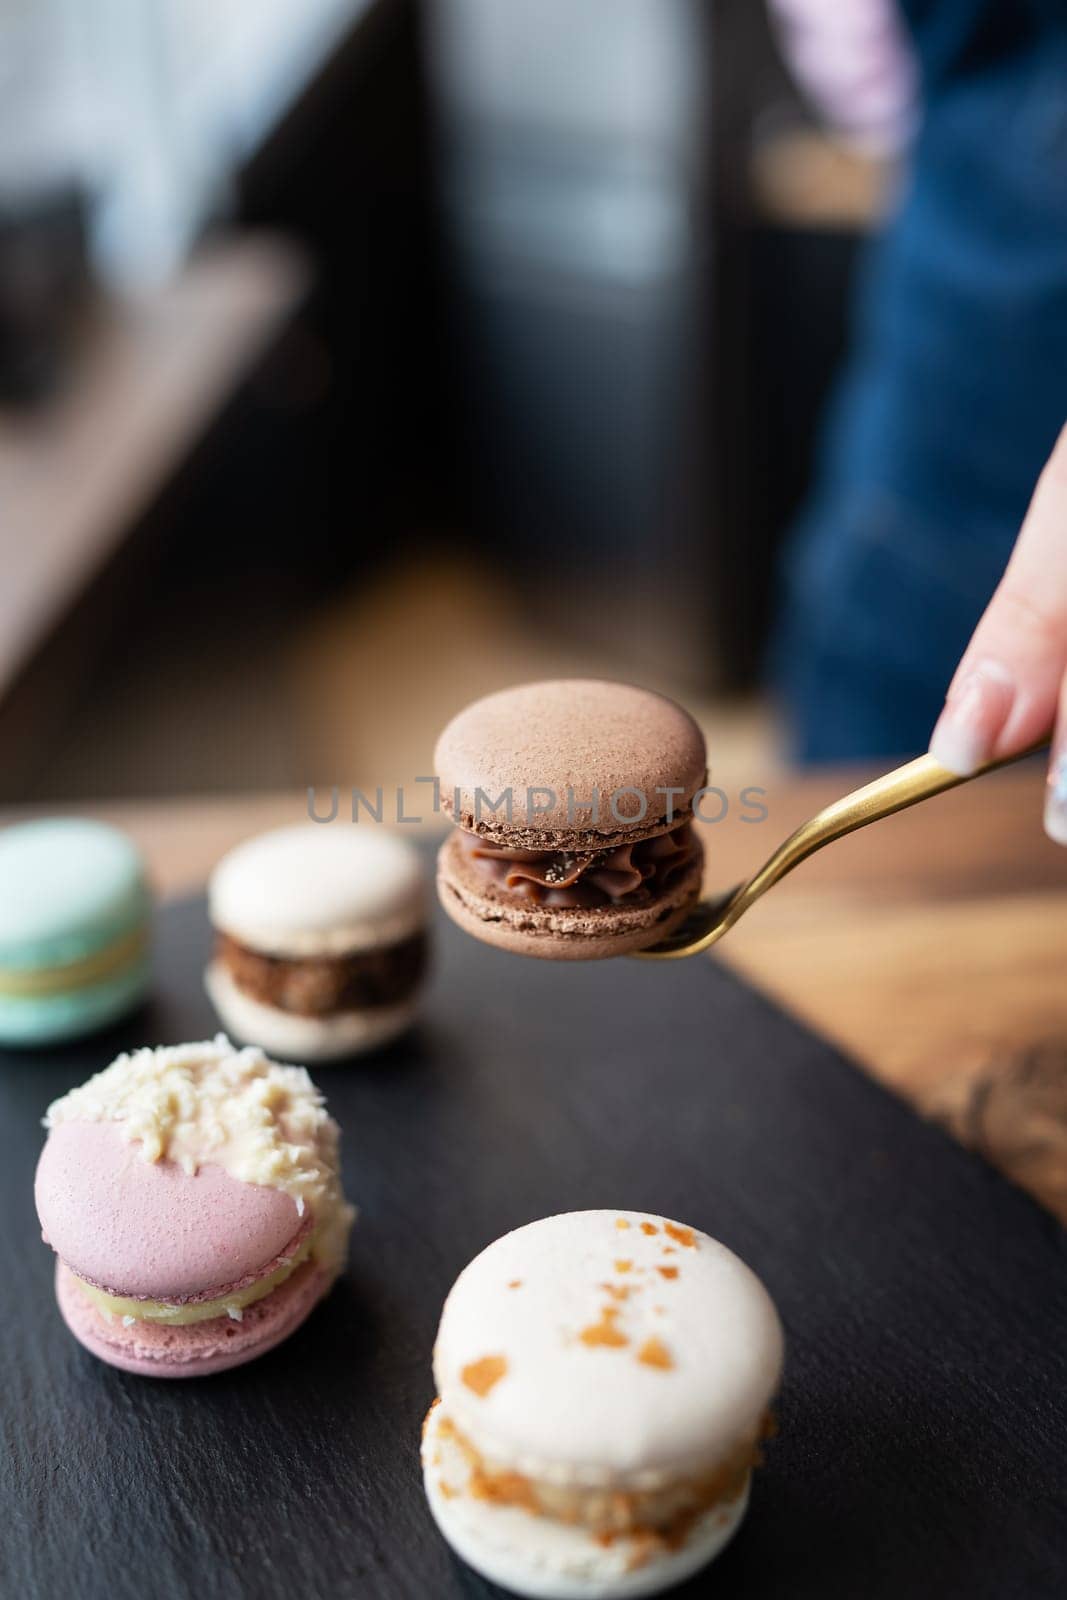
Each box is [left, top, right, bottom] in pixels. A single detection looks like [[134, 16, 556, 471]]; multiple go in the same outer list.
[[0, 820, 152, 1047]]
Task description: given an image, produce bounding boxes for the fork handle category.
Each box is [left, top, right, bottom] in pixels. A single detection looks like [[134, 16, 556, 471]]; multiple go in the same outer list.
[[724, 739, 1049, 930]]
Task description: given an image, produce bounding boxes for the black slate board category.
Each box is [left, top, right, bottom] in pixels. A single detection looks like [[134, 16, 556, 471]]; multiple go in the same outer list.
[[1, 895, 1065, 1600]]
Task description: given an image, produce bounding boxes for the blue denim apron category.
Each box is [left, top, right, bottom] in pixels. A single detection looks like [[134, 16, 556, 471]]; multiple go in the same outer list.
[[773, 0, 1067, 761]]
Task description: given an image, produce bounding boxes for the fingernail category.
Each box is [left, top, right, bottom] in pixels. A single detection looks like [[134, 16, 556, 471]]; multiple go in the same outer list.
[[1045, 753, 1067, 845], [929, 661, 1014, 776]]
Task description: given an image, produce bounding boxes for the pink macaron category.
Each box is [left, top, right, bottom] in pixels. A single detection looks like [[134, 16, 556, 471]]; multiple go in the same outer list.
[[35, 1036, 354, 1378]]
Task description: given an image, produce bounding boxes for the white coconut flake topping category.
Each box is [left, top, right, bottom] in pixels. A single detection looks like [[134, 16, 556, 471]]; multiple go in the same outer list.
[[45, 1034, 354, 1274]]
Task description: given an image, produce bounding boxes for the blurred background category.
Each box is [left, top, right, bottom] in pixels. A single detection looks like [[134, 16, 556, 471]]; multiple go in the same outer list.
[[4, 0, 1054, 808]]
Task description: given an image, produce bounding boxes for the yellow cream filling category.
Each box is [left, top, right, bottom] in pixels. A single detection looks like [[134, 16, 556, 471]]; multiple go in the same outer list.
[[0, 926, 147, 998], [75, 1232, 314, 1326]]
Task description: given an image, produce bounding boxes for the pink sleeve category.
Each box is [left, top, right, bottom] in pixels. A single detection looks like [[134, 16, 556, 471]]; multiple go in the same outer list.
[[767, 0, 918, 154]]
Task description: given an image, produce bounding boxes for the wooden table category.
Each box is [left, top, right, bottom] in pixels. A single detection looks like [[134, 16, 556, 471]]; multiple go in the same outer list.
[[5, 765, 1066, 1223]]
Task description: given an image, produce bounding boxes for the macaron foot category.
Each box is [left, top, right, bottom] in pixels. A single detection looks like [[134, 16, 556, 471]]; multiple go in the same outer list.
[[422, 1403, 749, 1600], [205, 961, 419, 1061], [436, 834, 704, 961], [55, 1259, 330, 1379]]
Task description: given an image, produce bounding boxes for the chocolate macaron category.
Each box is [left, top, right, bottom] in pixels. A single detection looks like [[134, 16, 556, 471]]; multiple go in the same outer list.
[[434, 680, 706, 959]]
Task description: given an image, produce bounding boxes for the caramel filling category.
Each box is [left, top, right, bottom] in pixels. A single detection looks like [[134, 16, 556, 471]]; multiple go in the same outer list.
[[461, 824, 696, 909], [437, 1411, 773, 1542]]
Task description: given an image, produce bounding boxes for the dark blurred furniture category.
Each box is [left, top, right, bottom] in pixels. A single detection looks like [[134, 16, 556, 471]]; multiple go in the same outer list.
[[0, 183, 90, 405], [706, 1, 891, 691], [0, 0, 894, 804], [236, 0, 443, 542], [0, 238, 309, 801], [422, 0, 716, 685], [0, 0, 434, 804], [419, 0, 889, 691], [716, 131, 886, 689]]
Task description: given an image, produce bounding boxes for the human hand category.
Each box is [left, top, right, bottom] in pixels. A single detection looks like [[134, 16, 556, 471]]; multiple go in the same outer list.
[[928, 423, 1067, 843]]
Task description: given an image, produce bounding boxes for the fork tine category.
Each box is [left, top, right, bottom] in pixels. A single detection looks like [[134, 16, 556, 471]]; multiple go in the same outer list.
[[632, 886, 740, 959]]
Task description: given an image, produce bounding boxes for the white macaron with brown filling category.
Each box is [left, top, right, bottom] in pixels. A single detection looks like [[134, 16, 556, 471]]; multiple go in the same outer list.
[[422, 1209, 783, 1599], [206, 824, 428, 1062]]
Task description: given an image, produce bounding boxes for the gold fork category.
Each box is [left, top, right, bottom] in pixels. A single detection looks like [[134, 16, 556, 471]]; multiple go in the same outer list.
[[634, 740, 1049, 960]]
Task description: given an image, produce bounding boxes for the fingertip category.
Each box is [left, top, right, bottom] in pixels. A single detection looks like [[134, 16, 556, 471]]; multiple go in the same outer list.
[[929, 717, 983, 776], [928, 661, 1015, 775]]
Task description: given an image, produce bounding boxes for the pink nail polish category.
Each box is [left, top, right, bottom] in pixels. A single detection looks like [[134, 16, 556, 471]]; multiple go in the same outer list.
[[928, 661, 1014, 776]]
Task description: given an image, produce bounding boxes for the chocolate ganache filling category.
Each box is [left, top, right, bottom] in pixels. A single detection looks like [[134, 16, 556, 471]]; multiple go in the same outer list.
[[218, 931, 426, 1015], [461, 823, 696, 909]]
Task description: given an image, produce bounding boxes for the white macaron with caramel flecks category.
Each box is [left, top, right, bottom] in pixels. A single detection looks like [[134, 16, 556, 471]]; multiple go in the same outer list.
[[422, 1210, 783, 1599], [206, 824, 428, 1062]]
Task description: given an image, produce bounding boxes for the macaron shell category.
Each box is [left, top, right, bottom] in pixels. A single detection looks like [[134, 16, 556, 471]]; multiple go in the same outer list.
[[209, 824, 426, 957], [423, 1403, 750, 1599], [204, 960, 419, 1060], [36, 1121, 303, 1299], [434, 1210, 784, 1486], [0, 956, 150, 1048], [0, 819, 150, 971], [436, 833, 704, 961], [434, 680, 707, 847], [56, 1258, 329, 1378]]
